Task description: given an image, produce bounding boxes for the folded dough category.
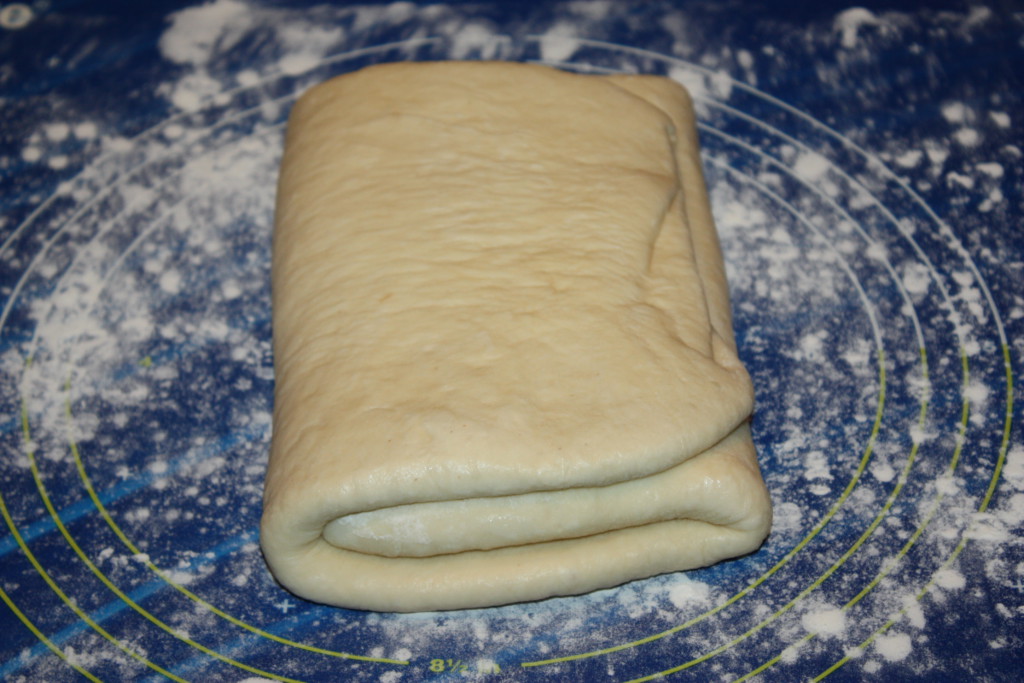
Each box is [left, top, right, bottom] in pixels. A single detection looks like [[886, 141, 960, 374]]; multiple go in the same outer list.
[[261, 61, 772, 612]]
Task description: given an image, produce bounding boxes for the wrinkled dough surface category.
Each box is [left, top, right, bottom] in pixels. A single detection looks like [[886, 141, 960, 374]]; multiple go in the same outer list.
[[261, 61, 772, 612]]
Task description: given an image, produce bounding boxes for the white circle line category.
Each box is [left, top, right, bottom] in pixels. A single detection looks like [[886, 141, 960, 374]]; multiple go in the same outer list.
[[535, 35, 1007, 347], [698, 122, 925, 349]]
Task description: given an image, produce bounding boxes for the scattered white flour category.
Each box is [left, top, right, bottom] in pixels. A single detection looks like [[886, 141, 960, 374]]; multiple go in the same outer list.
[[894, 149, 923, 168], [793, 151, 831, 182], [941, 101, 971, 124], [834, 8, 880, 49], [667, 576, 713, 608], [539, 21, 582, 63], [874, 632, 913, 662], [989, 111, 1010, 128], [954, 127, 981, 147], [158, 0, 254, 66], [976, 162, 1004, 178], [802, 606, 846, 638]]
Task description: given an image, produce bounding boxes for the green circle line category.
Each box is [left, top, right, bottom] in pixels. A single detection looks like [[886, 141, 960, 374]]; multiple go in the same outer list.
[[3, 40, 445, 669], [0, 363, 185, 682], [0, 539, 103, 682], [622, 345, 930, 683], [811, 343, 1013, 681], [58, 376, 410, 666], [523, 345, 889, 670], [638, 341, 975, 682], [15, 369, 310, 682], [15, 113, 405, 668], [523, 123, 902, 669], [522, 51, 925, 669]]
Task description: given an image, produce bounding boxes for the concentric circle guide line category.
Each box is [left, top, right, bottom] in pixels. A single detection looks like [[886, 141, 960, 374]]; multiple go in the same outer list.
[[634, 352, 987, 680], [812, 346, 1014, 682], [0, 364, 186, 682], [0, 421, 265, 561], [4, 46, 442, 667], [8, 197, 404, 682], [0, 36, 442, 275], [3, 44, 460, 671], [537, 56, 929, 349], [13, 101, 289, 369], [533, 46, 1005, 680], [38, 137, 407, 665], [726, 348, 968, 683], [543, 36, 1008, 350], [696, 106, 938, 331], [524, 54, 950, 668], [613, 163, 943, 683], [16, 375, 314, 683], [694, 120, 926, 341], [0, 527, 260, 681], [627, 151, 985, 683], [523, 152, 893, 668], [0, 583, 103, 682], [58, 375, 406, 666]]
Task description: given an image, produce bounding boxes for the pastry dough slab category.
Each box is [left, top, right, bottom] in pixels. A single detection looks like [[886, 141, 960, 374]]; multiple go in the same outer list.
[[261, 61, 772, 612]]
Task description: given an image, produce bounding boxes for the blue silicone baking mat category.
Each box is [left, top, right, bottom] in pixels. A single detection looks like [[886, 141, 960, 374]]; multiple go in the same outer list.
[[1, 1, 1021, 681]]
